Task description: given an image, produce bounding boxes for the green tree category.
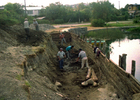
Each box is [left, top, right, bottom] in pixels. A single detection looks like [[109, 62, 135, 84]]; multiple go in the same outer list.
[[0, 3, 24, 26], [90, 1, 116, 22], [43, 2, 67, 22]]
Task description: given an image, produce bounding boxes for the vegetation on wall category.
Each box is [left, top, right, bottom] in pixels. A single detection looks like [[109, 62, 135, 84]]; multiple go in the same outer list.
[[127, 27, 140, 32]]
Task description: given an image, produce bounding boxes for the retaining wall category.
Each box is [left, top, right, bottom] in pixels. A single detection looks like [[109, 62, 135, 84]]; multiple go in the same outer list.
[[30, 24, 55, 31], [63, 27, 87, 35]]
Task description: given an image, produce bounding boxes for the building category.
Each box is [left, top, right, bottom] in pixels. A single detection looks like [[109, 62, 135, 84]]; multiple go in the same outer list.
[[0, 6, 4, 10], [128, 4, 140, 16], [23, 7, 43, 16]]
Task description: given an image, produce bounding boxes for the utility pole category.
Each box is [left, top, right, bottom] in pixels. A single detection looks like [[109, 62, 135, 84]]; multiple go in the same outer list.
[[24, 0, 27, 17], [119, 1, 120, 9]]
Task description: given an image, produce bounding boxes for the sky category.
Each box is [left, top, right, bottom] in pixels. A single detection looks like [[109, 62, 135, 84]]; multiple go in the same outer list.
[[1, 0, 140, 9]]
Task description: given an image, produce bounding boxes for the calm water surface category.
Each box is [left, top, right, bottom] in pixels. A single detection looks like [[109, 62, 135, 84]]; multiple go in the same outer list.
[[109, 37, 140, 81]]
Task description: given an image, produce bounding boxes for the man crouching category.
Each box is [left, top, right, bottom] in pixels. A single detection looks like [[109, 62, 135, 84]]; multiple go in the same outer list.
[[76, 49, 89, 69]]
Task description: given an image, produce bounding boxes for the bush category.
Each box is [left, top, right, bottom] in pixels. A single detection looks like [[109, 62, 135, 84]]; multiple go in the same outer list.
[[133, 18, 139, 23], [0, 18, 19, 26], [54, 19, 64, 24], [116, 16, 125, 21], [91, 19, 105, 27], [127, 27, 140, 32], [37, 19, 50, 24]]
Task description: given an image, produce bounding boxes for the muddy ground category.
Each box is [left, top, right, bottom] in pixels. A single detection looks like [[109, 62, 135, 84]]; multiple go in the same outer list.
[[0, 24, 139, 100]]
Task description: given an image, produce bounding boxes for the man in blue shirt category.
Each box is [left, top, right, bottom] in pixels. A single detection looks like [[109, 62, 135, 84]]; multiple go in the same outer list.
[[33, 19, 39, 31], [66, 45, 74, 59]]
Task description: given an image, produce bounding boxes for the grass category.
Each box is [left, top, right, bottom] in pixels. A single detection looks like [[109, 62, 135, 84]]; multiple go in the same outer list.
[[78, 25, 91, 27], [127, 27, 140, 32], [106, 21, 140, 27], [79, 20, 140, 27], [16, 74, 22, 80], [25, 80, 31, 87], [86, 28, 125, 40]]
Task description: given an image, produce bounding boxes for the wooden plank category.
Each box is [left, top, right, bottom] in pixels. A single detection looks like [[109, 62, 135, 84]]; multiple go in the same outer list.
[[91, 68, 98, 81]]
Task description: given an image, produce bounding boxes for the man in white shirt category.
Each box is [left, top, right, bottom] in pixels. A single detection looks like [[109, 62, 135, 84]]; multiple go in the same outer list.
[[76, 49, 89, 69], [24, 18, 30, 40], [57, 48, 66, 70]]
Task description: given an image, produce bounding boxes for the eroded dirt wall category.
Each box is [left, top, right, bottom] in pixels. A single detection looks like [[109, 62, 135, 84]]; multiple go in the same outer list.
[[70, 32, 140, 99], [0, 25, 63, 100]]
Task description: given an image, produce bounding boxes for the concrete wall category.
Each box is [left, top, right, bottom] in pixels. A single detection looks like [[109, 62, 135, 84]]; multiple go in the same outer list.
[[30, 24, 55, 31], [66, 27, 87, 36]]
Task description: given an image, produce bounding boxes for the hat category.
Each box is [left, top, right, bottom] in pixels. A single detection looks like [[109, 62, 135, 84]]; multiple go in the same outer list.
[[60, 48, 63, 50], [25, 18, 28, 21], [33, 18, 36, 20]]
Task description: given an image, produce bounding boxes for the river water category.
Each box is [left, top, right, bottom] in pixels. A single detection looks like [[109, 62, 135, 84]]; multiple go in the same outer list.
[[108, 37, 140, 81]]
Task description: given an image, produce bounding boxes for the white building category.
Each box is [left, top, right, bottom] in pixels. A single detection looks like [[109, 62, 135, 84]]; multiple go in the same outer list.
[[23, 7, 43, 16], [0, 6, 4, 10]]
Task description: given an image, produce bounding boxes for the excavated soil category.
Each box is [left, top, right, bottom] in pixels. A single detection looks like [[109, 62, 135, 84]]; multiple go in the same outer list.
[[0, 24, 139, 100]]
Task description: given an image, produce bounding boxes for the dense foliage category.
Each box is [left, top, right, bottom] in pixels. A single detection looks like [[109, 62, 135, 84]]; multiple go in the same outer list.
[[0, 3, 24, 26], [127, 27, 140, 32], [40, 2, 91, 23], [91, 19, 105, 27], [0, 1, 131, 26]]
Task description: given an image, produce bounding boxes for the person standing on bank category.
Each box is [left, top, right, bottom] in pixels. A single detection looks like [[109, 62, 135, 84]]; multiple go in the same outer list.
[[66, 45, 74, 59], [24, 18, 30, 40], [59, 32, 66, 45], [33, 19, 39, 31], [57, 48, 66, 70], [96, 47, 101, 58], [76, 49, 89, 69]]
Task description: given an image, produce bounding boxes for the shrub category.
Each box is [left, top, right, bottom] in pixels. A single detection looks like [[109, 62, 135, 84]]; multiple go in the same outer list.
[[37, 19, 50, 24], [16, 74, 22, 80], [54, 19, 64, 24], [127, 27, 140, 32], [133, 18, 139, 23], [91, 19, 105, 27], [116, 16, 125, 21], [25, 80, 31, 87], [0, 18, 19, 26]]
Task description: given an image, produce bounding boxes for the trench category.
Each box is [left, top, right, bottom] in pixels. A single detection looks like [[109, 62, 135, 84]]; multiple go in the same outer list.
[[19, 31, 123, 100], [54, 47, 98, 99], [49, 32, 122, 100]]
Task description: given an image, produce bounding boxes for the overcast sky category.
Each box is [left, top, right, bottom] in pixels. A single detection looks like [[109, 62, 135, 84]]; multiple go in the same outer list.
[[1, 0, 140, 9]]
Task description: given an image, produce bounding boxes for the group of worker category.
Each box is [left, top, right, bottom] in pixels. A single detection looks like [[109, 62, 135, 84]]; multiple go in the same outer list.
[[23, 18, 39, 40], [57, 32, 101, 70]]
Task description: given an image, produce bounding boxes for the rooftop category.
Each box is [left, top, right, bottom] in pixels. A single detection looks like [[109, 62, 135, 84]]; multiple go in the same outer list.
[[23, 7, 44, 10]]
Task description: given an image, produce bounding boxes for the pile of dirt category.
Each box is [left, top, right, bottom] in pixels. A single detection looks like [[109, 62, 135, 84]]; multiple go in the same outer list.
[[0, 25, 140, 100]]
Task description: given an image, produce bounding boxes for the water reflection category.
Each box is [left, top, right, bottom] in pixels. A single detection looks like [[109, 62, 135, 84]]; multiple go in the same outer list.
[[106, 36, 140, 81]]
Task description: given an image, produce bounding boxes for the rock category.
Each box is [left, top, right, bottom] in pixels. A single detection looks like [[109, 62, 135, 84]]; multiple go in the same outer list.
[[132, 93, 140, 100], [55, 81, 62, 87], [112, 93, 117, 98], [81, 79, 93, 86], [93, 82, 98, 87], [81, 81, 88, 86]]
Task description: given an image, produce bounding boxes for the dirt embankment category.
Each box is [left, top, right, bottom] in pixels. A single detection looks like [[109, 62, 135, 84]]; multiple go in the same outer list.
[[0, 25, 140, 100]]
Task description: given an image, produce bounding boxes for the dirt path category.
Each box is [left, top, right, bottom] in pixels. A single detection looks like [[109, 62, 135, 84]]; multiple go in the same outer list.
[[45, 23, 110, 33]]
